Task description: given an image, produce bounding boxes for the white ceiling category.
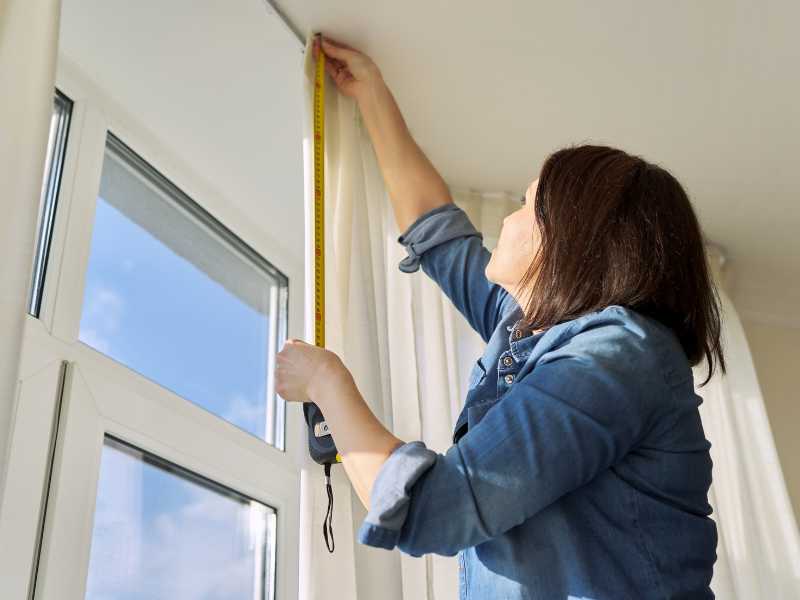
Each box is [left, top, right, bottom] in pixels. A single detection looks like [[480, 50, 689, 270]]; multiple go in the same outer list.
[[279, 0, 800, 320], [60, 0, 800, 321]]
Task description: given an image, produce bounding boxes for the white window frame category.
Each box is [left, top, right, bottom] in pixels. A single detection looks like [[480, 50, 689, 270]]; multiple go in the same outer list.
[[29, 90, 72, 318], [0, 57, 305, 600]]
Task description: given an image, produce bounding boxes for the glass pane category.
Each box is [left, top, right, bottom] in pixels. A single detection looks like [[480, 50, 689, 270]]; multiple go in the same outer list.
[[85, 437, 276, 600], [79, 135, 287, 448], [30, 91, 72, 317]]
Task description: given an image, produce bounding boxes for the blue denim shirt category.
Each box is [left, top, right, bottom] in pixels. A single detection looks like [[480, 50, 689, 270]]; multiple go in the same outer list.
[[357, 203, 717, 599]]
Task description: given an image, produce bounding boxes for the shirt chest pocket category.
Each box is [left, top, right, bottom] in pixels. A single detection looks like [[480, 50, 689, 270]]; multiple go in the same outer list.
[[467, 358, 487, 388]]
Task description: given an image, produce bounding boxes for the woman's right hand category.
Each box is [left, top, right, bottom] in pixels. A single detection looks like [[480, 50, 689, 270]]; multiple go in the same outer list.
[[312, 34, 382, 102]]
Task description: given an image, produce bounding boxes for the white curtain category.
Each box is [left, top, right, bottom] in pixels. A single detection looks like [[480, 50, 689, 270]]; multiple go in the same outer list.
[[301, 33, 800, 600], [694, 284, 800, 598], [300, 32, 517, 600]]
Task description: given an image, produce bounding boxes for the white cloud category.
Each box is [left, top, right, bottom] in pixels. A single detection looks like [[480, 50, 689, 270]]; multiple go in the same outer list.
[[220, 393, 266, 438], [79, 284, 125, 355]]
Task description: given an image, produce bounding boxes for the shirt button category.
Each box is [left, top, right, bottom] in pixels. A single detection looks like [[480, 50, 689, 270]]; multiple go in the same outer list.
[[504, 374, 515, 384], [513, 329, 523, 340], [502, 356, 514, 367]]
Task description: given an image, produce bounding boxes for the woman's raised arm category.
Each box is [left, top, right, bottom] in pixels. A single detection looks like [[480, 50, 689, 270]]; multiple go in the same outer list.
[[313, 35, 452, 232]]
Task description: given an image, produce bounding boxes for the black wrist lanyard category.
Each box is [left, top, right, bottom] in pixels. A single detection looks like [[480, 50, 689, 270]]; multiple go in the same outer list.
[[323, 462, 335, 553], [304, 402, 340, 553]]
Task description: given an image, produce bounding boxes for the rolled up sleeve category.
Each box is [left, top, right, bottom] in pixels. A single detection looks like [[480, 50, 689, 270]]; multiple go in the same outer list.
[[397, 203, 514, 342], [357, 321, 657, 557], [357, 441, 438, 550]]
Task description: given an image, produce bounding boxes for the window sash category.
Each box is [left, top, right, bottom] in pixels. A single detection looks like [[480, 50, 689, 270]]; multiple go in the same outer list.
[[1, 71, 304, 600], [17, 356, 298, 599], [101, 133, 289, 316], [29, 90, 73, 317]]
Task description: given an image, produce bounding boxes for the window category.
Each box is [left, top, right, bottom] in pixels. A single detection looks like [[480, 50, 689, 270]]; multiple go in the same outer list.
[[79, 134, 289, 449], [29, 90, 72, 317], [85, 436, 276, 600], [4, 9, 304, 598]]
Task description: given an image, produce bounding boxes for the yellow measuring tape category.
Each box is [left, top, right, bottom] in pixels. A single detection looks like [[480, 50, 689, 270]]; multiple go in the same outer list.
[[313, 43, 326, 350], [313, 39, 342, 465]]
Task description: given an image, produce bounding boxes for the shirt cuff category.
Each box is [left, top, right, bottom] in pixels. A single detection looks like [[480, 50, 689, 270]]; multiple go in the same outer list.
[[357, 440, 437, 550], [397, 203, 482, 273]]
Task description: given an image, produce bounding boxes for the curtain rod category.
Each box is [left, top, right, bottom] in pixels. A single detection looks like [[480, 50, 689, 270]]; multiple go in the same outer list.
[[261, 0, 306, 50]]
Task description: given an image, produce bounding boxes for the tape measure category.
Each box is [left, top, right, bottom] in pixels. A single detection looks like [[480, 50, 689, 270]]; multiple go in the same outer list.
[[304, 37, 341, 554], [304, 36, 342, 472], [313, 37, 325, 350]]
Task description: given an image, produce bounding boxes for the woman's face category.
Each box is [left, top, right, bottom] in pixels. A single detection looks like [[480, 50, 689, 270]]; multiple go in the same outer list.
[[485, 178, 541, 302]]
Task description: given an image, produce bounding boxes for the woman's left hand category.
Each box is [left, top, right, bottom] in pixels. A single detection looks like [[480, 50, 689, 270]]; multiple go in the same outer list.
[[275, 339, 347, 403]]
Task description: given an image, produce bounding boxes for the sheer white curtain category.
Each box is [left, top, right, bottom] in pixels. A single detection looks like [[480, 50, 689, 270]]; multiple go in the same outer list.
[[693, 277, 800, 598], [301, 34, 800, 600], [299, 33, 516, 600]]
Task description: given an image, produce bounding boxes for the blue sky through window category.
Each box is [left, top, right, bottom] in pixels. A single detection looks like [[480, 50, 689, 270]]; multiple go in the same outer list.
[[85, 437, 275, 599], [79, 196, 274, 441]]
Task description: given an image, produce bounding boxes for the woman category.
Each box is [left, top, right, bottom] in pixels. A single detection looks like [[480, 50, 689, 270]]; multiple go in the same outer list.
[[276, 34, 724, 599]]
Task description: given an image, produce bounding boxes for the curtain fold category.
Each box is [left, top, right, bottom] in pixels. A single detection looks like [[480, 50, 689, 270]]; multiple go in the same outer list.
[[301, 33, 799, 600], [694, 284, 800, 598], [301, 34, 400, 600]]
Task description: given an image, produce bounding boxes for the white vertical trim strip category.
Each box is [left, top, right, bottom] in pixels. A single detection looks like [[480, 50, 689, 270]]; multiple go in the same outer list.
[[0, 0, 61, 502]]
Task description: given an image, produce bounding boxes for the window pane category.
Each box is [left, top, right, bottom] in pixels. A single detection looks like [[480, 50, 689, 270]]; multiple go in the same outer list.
[[30, 90, 72, 317], [79, 135, 288, 448], [85, 436, 276, 600]]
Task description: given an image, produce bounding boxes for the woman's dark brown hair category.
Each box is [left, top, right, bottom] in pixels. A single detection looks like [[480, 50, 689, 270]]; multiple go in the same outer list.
[[518, 144, 725, 386]]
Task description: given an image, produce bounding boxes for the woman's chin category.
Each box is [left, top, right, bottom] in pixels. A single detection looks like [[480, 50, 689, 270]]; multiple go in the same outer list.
[[484, 260, 497, 284]]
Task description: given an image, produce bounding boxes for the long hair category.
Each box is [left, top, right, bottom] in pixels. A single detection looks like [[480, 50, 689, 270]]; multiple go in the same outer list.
[[517, 144, 725, 386]]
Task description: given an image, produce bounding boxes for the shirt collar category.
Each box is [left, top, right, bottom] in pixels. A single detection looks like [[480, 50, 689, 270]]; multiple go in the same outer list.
[[505, 305, 547, 362]]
